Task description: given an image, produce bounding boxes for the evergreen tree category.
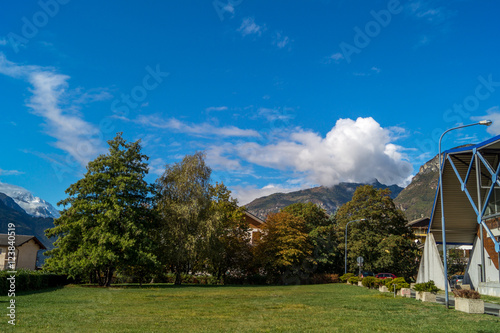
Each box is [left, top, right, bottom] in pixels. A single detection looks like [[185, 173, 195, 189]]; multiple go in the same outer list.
[[44, 133, 157, 286]]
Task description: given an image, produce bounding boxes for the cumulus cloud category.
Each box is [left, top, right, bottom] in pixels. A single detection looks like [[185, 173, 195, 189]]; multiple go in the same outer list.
[[136, 114, 261, 138], [214, 117, 413, 188], [471, 106, 500, 135], [0, 53, 106, 166]]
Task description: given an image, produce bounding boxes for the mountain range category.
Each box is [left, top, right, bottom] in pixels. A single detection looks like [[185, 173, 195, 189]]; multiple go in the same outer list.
[[246, 156, 439, 222], [0, 182, 60, 219], [245, 180, 404, 220]]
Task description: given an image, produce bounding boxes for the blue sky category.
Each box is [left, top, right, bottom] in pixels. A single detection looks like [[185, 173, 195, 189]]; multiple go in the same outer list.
[[2, 0, 500, 207]]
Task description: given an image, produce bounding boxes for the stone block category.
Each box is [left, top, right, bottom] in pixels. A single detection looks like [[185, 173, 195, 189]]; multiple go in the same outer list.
[[400, 288, 411, 298], [379, 285, 389, 292], [416, 291, 436, 302], [454, 298, 484, 314]]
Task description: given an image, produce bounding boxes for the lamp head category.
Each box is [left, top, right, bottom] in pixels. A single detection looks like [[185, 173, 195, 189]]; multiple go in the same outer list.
[[479, 120, 493, 126]]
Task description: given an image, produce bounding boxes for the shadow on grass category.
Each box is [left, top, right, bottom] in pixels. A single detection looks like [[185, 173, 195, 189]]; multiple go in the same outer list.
[[79, 283, 293, 290], [0, 286, 66, 301]]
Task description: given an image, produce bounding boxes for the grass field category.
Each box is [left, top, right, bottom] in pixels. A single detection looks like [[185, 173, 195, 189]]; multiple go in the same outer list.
[[1, 283, 499, 332]]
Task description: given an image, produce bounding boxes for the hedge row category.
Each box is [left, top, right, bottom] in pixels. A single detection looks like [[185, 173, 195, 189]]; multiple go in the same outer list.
[[0, 269, 71, 294]]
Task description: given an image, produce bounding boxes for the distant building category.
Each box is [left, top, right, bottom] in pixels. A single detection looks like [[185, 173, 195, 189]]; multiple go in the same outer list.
[[406, 217, 430, 247], [244, 211, 266, 244], [0, 234, 46, 270]]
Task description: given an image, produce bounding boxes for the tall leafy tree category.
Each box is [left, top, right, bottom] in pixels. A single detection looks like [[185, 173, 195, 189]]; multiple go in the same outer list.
[[254, 212, 312, 283], [282, 203, 339, 274], [44, 133, 157, 286], [155, 152, 213, 285], [335, 185, 418, 278], [204, 182, 252, 282]]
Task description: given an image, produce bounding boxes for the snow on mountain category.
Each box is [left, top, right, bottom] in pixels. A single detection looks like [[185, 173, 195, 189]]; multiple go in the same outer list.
[[0, 182, 60, 219]]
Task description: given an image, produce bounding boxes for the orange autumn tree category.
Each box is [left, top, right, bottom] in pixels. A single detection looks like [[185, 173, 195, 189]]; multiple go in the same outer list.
[[254, 211, 313, 284]]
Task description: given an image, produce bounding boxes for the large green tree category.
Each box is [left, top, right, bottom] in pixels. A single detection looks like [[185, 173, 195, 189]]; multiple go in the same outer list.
[[155, 152, 213, 285], [204, 182, 252, 282], [335, 185, 418, 279], [44, 133, 157, 286], [281, 203, 340, 274]]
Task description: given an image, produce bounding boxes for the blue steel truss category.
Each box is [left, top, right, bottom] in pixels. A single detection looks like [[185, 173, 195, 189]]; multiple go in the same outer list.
[[446, 148, 500, 252]]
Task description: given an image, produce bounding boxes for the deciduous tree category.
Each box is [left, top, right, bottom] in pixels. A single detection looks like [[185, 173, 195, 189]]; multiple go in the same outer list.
[[335, 185, 418, 278], [155, 152, 213, 285]]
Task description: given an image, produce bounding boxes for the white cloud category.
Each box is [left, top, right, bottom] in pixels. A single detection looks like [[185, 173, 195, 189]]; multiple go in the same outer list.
[[257, 107, 294, 122], [0, 38, 7, 46], [0, 53, 106, 166], [206, 106, 228, 112], [238, 17, 265, 37], [471, 106, 500, 135], [136, 114, 261, 138], [324, 52, 344, 64], [212, 117, 413, 188], [148, 157, 166, 176], [407, 1, 455, 26], [273, 32, 291, 49], [0, 168, 24, 176]]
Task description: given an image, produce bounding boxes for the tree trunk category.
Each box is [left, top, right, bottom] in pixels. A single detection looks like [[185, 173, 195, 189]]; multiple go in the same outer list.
[[104, 268, 114, 287], [175, 270, 182, 285]]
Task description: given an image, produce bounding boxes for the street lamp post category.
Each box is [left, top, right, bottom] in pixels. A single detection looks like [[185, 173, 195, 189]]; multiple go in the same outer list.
[[345, 218, 366, 275], [439, 120, 492, 309]]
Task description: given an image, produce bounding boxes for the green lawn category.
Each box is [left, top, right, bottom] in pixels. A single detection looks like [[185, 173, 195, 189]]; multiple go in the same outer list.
[[1, 283, 499, 332]]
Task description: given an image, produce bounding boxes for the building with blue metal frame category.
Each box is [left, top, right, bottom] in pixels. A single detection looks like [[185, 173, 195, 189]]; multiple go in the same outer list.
[[417, 134, 500, 296]]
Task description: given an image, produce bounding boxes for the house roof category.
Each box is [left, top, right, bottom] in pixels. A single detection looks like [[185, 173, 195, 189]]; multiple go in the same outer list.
[[406, 217, 430, 228], [428, 134, 500, 245], [0, 234, 47, 250], [244, 210, 266, 228]]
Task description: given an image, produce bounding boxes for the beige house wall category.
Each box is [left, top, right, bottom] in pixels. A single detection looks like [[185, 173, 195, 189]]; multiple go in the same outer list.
[[16, 239, 40, 270], [0, 240, 40, 271], [0, 246, 8, 270]]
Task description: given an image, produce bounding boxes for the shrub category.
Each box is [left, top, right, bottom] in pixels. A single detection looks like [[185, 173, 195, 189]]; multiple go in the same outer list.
[[361, 276, 378, 288], [340, 273, 354, 283], [311, 274, 340, 284], [385, 277, 409, 291], [0, 269, 70, 294], [347, 276, 359, 284], [453, 289, 481, 299], [374, 278, 385, 287], [414, 280, 439, 294]]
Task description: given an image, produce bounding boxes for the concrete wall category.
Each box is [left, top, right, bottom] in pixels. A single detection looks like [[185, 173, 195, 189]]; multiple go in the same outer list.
[[417, 233, 450, 290], [466, 236, 500, 289]]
